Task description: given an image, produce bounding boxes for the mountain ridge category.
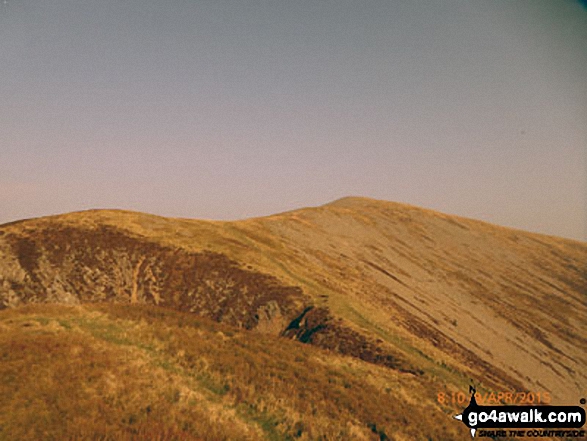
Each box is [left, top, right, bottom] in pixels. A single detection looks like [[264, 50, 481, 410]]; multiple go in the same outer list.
[[3, 196, 582, 244]]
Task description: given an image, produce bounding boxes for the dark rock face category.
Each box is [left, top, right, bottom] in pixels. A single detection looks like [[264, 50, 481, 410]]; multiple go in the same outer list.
[[283, 306, 418, 373], [0, 226, 308, 331]]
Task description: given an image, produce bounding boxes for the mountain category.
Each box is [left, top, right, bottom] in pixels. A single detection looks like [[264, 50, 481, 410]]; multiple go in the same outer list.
[[0, 197, 585, 440]]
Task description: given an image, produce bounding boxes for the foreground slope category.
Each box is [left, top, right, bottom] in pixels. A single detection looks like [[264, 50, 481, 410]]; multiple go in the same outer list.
[[0, 197, 585, 437], [1, 303, 465, 440]]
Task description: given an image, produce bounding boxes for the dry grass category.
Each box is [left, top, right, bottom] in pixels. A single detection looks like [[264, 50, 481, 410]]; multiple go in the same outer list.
[[0, 303, 469, 441]]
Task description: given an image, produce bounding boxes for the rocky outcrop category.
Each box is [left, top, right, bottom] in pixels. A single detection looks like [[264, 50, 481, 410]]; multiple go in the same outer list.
[[0, 225, 309, 332], [283, 306, 419, 373]]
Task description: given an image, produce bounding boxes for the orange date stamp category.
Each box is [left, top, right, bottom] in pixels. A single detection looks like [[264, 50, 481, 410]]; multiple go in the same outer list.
[[437, 390, 552, 406]]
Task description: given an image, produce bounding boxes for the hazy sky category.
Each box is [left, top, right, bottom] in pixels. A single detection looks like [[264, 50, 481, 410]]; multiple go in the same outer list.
[[1, 1, 586, 241]]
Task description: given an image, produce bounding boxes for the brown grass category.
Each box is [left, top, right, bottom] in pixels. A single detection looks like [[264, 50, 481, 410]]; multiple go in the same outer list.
[[0, 303, 469, 440]]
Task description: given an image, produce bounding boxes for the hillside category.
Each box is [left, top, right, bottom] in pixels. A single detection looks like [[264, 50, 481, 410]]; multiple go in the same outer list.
[[0, 303, 465, 440], [0, 197, 585, 440]]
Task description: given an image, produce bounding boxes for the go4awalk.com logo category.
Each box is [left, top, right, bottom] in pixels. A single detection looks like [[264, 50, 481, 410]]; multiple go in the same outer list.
[[453, 386, 586, 438]]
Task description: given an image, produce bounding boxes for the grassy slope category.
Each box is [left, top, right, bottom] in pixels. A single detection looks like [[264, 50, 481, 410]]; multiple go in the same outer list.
[[0, 197, 585, 440], [0, 303, 468, 441]]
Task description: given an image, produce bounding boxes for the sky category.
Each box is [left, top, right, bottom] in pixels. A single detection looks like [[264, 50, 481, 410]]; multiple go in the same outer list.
[[1, 0, 586, 241]]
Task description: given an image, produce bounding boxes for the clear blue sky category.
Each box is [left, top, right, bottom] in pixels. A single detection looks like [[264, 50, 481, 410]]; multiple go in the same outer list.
[[1, 0, 586, 240]]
